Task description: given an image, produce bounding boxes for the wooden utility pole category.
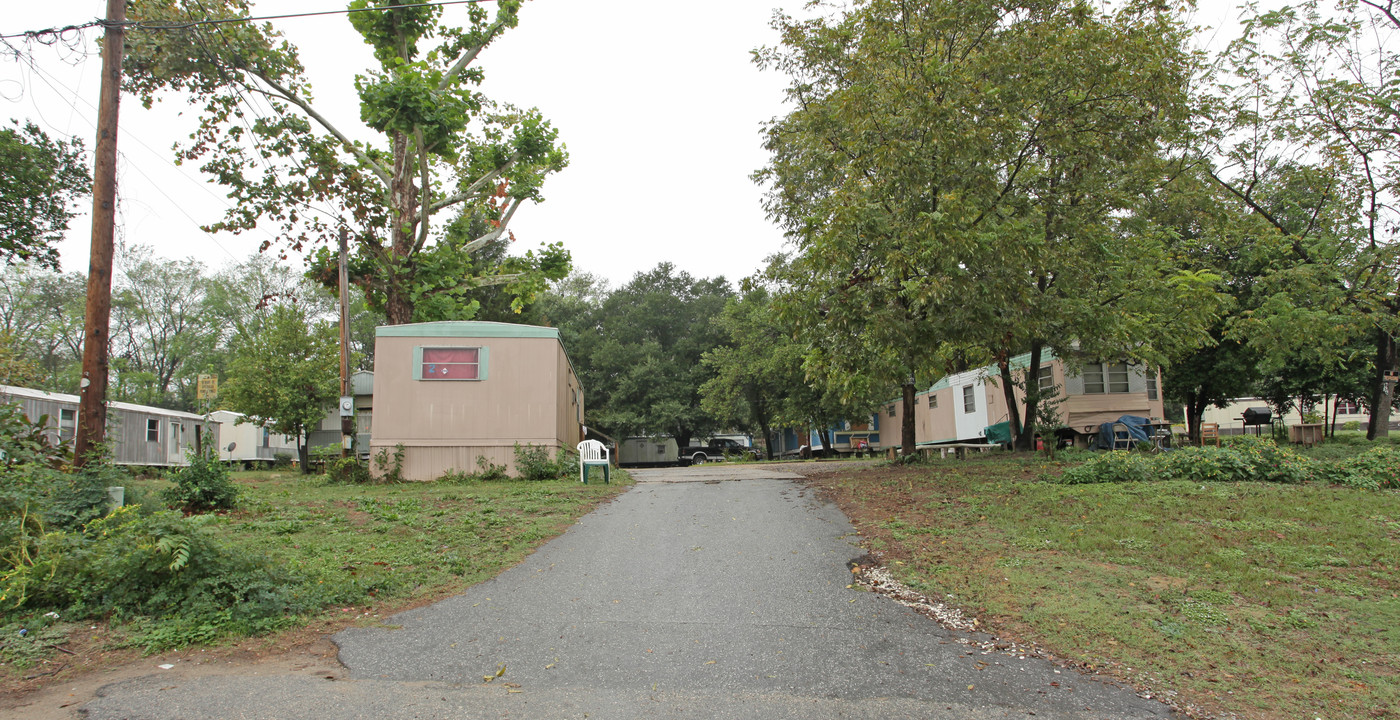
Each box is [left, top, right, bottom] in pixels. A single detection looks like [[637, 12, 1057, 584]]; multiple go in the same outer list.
[[74, 0, 127, 467], [339, 227, 353, 458]]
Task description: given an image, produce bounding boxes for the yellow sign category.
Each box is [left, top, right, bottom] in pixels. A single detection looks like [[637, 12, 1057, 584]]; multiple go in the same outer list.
[[197, 374, 219, 400]]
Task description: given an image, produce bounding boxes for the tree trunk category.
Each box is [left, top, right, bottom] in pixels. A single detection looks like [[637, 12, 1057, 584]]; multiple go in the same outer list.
[[297, 433, 311, 475], [901, 380, 916, 456], [759, 419, 774, 460], [1016, 342, 1045, 452], [385, 132, 418, 325], [1367, 329, 1395, 440], [1185, 391, 1207, 445], [997, 356, 1022, 450]]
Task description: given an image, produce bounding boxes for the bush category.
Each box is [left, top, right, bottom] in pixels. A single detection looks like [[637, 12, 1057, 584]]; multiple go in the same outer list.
[[1056, 440, 1309, 485], [513, 443, 577, 481], [163, 439, 238, 513], [271, 452, 294, 469], [1058, 450, 1159, 484], [1183, 437, 1310, 484], [1311, 446, 1400, 490], [373, 443, 406, 483], [2, 508, 308, 649], [473, 455, 508, 482], [325, 457, 371, 485]]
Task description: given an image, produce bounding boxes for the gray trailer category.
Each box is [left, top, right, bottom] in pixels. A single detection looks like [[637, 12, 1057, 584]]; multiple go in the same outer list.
[[2, 384, 218, 467], [618, 436, 679, 467]]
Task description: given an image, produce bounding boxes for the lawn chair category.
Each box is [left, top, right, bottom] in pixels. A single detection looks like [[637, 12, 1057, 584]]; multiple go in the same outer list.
[[1200, 423, 1221, 447], [577, 439, 610, 484], [1111, 422, 1135, 450]]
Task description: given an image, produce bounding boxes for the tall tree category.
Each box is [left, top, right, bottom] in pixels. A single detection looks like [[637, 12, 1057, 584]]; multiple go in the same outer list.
[[700, 284, 800, 459], [0, 266, 87, 392], [1217, 0, 1400, 438], [108, 246, 216, 409], [757, 0, 1221, 451], [221, 302, 339, 472], [123, 0, 569, 324], [576, 264, 732, 448], [0, 120, 88, 271]]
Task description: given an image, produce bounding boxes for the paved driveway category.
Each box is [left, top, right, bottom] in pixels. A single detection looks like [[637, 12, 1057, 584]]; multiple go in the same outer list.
[[81, 464, 1177, 719]]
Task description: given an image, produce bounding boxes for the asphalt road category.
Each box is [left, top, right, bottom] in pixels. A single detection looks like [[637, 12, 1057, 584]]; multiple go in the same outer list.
[[80, 464, 1178, 719]]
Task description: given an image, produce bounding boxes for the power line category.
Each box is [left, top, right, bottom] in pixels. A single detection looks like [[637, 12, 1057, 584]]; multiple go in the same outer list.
[[1, 0, 495, 41]]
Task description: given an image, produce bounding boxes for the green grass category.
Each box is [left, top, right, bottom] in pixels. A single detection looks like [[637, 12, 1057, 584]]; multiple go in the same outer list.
[[824, 456, 1400, 720], [2, 468, 631, 669]]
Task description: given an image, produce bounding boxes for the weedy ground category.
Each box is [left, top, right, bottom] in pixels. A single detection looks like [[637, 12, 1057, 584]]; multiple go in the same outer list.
[[0, 469, 631, 697], [811, 454, 1400, 720]]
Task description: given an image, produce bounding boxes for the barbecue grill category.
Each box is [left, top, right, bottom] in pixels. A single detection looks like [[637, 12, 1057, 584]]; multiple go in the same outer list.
[[1242, 406, 1272, 436]]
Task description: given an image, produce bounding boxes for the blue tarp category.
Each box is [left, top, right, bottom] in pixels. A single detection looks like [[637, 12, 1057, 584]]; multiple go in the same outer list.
[[1096, 415, 1152, 450]]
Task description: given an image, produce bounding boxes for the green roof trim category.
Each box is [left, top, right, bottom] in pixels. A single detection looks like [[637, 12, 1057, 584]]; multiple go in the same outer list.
[[375, 321, 561, 340]]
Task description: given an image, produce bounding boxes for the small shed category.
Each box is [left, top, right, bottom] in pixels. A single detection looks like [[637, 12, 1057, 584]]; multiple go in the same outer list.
[[369, 321, 584, 480]]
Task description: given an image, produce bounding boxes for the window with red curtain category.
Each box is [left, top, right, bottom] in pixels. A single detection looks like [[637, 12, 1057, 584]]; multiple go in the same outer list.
[[421, 347, 479, 380]]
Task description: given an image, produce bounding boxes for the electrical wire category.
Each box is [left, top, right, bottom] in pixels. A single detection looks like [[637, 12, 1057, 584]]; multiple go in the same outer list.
[[10, 46, 266, 261], [1, 0, 495, 40]]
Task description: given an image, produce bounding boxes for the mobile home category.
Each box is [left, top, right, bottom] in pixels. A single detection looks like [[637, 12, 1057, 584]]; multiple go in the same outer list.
[[618, 436, 680, 467], [877, 352, 1165, 448], [306, 370, 375, 457], [210, 410, 299, 467], [1, 384, 219, 466], [369, 321, 584, 480]]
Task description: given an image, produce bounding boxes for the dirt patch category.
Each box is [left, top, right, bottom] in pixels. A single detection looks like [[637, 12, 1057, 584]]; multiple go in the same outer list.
[[0, 583, 499, 719], [0, 633, 341, 720]]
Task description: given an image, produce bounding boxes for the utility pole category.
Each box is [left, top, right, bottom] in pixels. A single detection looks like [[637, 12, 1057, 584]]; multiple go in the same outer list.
[[338, 227, 353, 459], [74, 0, 127, 467]]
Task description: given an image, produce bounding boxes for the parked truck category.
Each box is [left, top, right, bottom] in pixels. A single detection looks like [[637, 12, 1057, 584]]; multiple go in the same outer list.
[[680, 437, 760, 465]]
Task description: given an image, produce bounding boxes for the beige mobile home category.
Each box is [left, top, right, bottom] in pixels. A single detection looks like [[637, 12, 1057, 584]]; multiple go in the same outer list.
[[369, 321, 584, 480], [984, 354, 1165, 443]]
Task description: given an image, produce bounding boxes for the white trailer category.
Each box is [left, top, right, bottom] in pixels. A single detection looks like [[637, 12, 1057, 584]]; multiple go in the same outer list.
[[618, 436, 679, 467]]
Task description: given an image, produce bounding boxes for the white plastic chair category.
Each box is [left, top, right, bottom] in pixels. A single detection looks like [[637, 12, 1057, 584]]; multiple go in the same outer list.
[[577, 439, 610, 484]]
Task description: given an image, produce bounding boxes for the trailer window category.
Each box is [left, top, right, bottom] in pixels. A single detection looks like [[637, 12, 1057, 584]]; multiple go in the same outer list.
[[1083, 362, 1130, 394], [886, 405, 896, 417], [58, 408, 76, 440], [146, 419, 159, 442], [416, 346, 485, 380], [928, 395, 938, 409], [1037, 365, 1054, 392], [1147, 371, 1159, 400], [962, 385, 976, 414]]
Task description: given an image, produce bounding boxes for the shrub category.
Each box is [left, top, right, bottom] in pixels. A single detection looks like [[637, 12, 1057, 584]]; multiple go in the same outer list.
[[1056, 440, 1310, 485], [3, 508, 308, 649], [325, 457, 371, 485], [163, 437, 238, 513], [1058, 450, 1158, 484], [373, 443, 406, 483], [473, 455, 508, 482], [1311, 446, 1400, 490], [1177, 438, 1310, 484], [271, 452, 294, 469], [513, 443, 577, 481]]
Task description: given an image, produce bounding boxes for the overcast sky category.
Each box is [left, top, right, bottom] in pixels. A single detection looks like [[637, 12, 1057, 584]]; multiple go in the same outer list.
[[4, 1, 1244, 290]]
